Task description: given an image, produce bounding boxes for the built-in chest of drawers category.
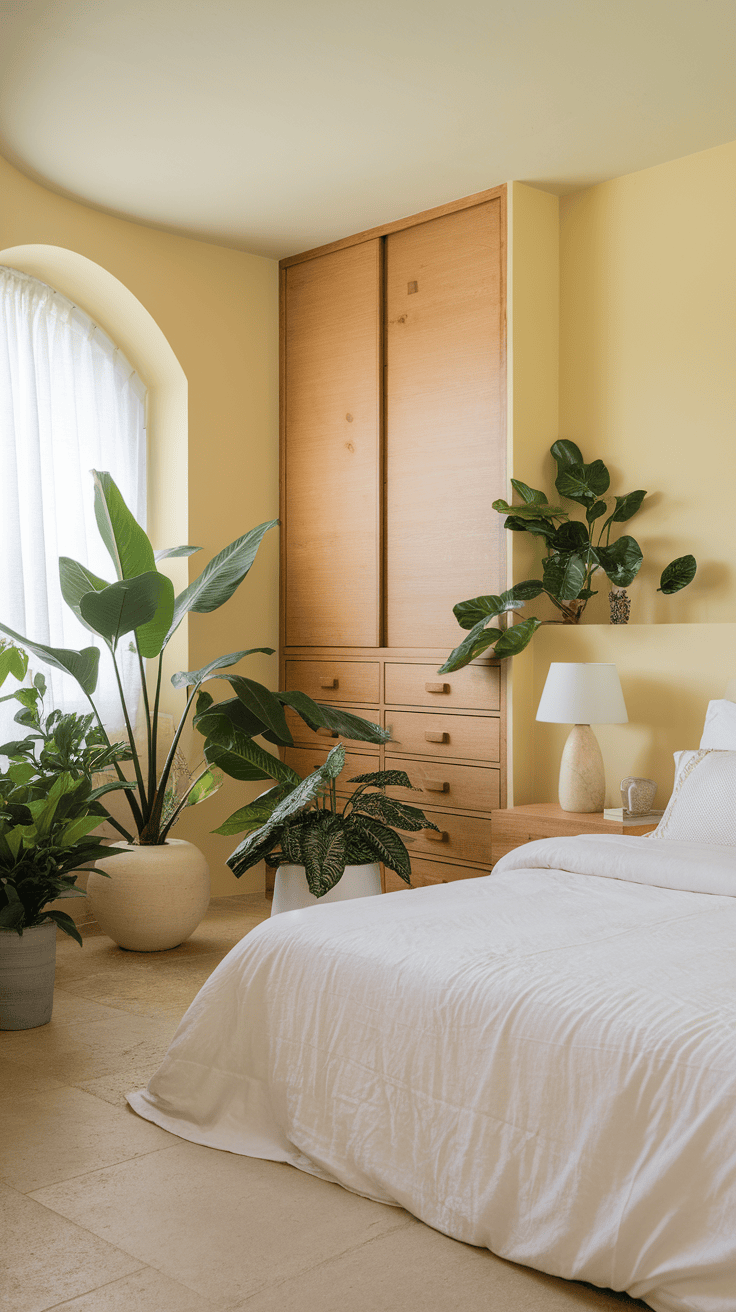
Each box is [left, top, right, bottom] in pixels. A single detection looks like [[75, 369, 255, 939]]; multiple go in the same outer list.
[[278, 649, 505, 893]]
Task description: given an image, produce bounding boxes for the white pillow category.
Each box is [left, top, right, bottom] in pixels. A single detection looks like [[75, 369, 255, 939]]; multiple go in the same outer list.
[[700, 699, 736, 749], [652, 748, 736, 844]]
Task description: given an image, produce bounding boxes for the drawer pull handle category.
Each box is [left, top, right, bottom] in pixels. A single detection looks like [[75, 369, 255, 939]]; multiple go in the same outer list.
[[320, 678, 338, 689], [317, 727, 339, 738], [424, 730, 448, 743], [425, 681, 449, 694], [424, 780, 449, 792], [425, 829, 448, 842]]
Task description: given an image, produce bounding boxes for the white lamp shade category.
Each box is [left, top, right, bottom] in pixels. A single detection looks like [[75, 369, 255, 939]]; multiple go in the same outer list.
[[536, 662, 628, 725]]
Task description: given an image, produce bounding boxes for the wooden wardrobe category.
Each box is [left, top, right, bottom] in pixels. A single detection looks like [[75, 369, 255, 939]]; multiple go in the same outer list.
[[279, 185, 507, 891]]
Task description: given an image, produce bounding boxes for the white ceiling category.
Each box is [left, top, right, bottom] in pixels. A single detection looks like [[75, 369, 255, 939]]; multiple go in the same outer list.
[[1, 0, 734, 259]]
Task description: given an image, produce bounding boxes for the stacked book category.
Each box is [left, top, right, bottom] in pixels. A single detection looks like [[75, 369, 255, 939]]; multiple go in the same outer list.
[[603, 808, 665, 825]]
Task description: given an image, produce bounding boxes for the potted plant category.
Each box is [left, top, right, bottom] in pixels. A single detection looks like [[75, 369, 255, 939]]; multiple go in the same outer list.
[[0, 473, 389, 950], [215, 743, 440, 914], [440, 440, 697, 672], [0, 648, 131, 1028]]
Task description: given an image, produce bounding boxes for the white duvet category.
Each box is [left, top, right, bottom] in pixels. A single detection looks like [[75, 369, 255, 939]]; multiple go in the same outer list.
[[129, 836, 736, 1312]]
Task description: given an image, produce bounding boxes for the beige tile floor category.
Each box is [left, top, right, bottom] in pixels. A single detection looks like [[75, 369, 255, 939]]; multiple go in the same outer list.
[[1, 894, 647, 1312]]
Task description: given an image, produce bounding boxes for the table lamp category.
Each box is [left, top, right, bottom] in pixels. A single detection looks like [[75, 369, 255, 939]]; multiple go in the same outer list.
[[536, 662, 628, 812]]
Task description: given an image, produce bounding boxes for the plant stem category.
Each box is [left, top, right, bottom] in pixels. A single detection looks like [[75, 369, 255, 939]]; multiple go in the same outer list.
[[136, 639, 153, 799], [83, 690, 144, 832], [138, 683, 199, 843], [148, 655, 164, 811], [158, 766, 209, 842], [110, 645, 148, 820]]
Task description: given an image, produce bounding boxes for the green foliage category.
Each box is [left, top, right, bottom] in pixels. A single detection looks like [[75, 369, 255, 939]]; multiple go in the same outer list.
[[0, 472, 390, 846], [224, 744, 439, 896], [442, 441, 698, 672], [0, 657, 131, 943]]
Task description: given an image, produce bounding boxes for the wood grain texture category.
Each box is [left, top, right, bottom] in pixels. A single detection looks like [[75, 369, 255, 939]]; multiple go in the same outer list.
[[385, 709, 500, 762], [490, 803, 659, 864], [284, 659, 380, 703], [387, 758, 500, 812], [384, 661, 500, 710], [283, 240, 381, 646], [410, 809, 491, 865], [385, 200, 506, 647]]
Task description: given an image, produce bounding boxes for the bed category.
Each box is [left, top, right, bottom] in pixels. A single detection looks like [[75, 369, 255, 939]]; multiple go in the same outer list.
[[129, 703, 736, 1312]]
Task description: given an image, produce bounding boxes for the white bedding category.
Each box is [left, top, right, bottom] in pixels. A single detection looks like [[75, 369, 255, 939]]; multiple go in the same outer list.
[[129, 836, 736, 1312]]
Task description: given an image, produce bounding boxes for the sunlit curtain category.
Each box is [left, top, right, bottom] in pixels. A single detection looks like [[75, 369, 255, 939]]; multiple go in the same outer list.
[[0, 264, 147, 740]]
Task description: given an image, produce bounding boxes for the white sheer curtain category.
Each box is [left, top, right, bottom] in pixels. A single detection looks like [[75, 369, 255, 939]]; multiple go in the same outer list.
[[0, 265, 147, 740]]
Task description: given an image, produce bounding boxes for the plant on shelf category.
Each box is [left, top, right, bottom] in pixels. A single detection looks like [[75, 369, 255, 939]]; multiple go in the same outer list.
[[217, 744, 439, 896], [0, 471, 389, 849], [440, 440, 698, 672]]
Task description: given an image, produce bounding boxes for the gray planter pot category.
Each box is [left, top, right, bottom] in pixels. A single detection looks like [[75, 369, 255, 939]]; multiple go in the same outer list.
[[0, 920, 57, 1030]]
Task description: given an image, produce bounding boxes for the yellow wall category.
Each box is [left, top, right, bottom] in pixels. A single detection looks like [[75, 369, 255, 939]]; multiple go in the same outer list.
[[511, 140, 736, 809], [0, 154, 280, 893]]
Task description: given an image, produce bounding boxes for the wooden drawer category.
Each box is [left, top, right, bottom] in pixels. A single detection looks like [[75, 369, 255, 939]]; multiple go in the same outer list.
[[285, 660, 380, 704], [385, 757, 499, 813], [285, 707, 381, 752], [283, 746, 378, 794], [408, 809, 491, 865], [384, 710, 499, 762], [385, 662, 500, 711], [384, 857, 488, 892]]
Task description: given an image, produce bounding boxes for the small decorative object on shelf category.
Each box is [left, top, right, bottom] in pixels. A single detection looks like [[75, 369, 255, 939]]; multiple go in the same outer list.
[[620, 776, 657, 815], [440, 439, 698, 671], [609, 585, 631, 625]]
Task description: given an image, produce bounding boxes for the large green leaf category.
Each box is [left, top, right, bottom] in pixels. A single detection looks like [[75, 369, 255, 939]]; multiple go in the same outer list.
[[92, 470, 156, 581], [658, 555, 697, 594], [595, 535, 643, 587], [154, 544, 201, 561], [212, 784, 290, 837], [0, 644, 28, 687], [195, 699, 280, 743], [509, 479, 548, 505], [223, 677, 291, 743], [556, 460, 610, 506], [167, 520, 278, 641], [348, 815, 411, 882], [603, 490, 647, 531], [542, 552, 587, 600], [586, 500, 608, 525], [136, 574, 175, 658], [550, 439, 584, 470], [438, 625, 500, 673], [302, 820, 348, 897], [0, 622, 100, 697], [552, 521, 590, 553], [79, 573, 167, 647], [504, 515, 558, 541], [276, 690, 389, 743], [453, 594, 505, 631], [59, 557, 111, 638], [203, 722, 301, 785], [493, 499, 565, 519], [492, 617, 542, 659], [503, 580, 545, 604], [224, 759, 336, 876], [351, 792, 438, 833], [171, 649, 274, 690]]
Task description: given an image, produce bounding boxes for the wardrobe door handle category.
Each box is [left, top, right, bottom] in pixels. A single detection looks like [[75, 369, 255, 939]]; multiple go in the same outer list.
[[425, 681, 449, 694], [424, 731, 448, 744], [319, 677, 338, 689], [317, 727, 338, 738], [424, 780, 449, 792], [425, 829, 448, 843]]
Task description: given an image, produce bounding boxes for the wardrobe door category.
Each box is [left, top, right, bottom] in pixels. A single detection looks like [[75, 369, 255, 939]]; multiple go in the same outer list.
[[283, 240, 381, 647], [384, 201, 506, 648]]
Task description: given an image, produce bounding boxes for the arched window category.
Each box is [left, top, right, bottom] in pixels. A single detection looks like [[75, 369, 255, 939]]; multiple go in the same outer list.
[[0, 264, 147, 734]]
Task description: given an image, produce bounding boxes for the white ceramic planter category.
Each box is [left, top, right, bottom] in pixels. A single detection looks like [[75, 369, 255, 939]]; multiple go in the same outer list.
[[0, 920, 57, 1030], [88, 839, 210, 951], [271, 862, 381, 916]]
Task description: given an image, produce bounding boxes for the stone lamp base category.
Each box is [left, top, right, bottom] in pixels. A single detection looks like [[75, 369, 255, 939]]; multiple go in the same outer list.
[[558, 724, 606, 813]]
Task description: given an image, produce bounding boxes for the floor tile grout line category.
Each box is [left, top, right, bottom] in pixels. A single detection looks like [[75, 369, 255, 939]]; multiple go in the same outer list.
[[22, 1142, 183, 1198], [35, 1263, 153, 1312]]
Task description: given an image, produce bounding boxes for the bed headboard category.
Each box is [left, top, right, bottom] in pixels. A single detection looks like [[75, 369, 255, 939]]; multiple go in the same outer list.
[[725, 679, 736, 703]]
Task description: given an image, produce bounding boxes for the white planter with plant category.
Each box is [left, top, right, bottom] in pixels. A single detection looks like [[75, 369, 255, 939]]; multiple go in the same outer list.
[[0, 474, 389, 951], [218, 744, 439, 914]]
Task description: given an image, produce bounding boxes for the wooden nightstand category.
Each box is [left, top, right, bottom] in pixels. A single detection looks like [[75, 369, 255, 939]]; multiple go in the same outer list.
[[490, 802, 659, 866]]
